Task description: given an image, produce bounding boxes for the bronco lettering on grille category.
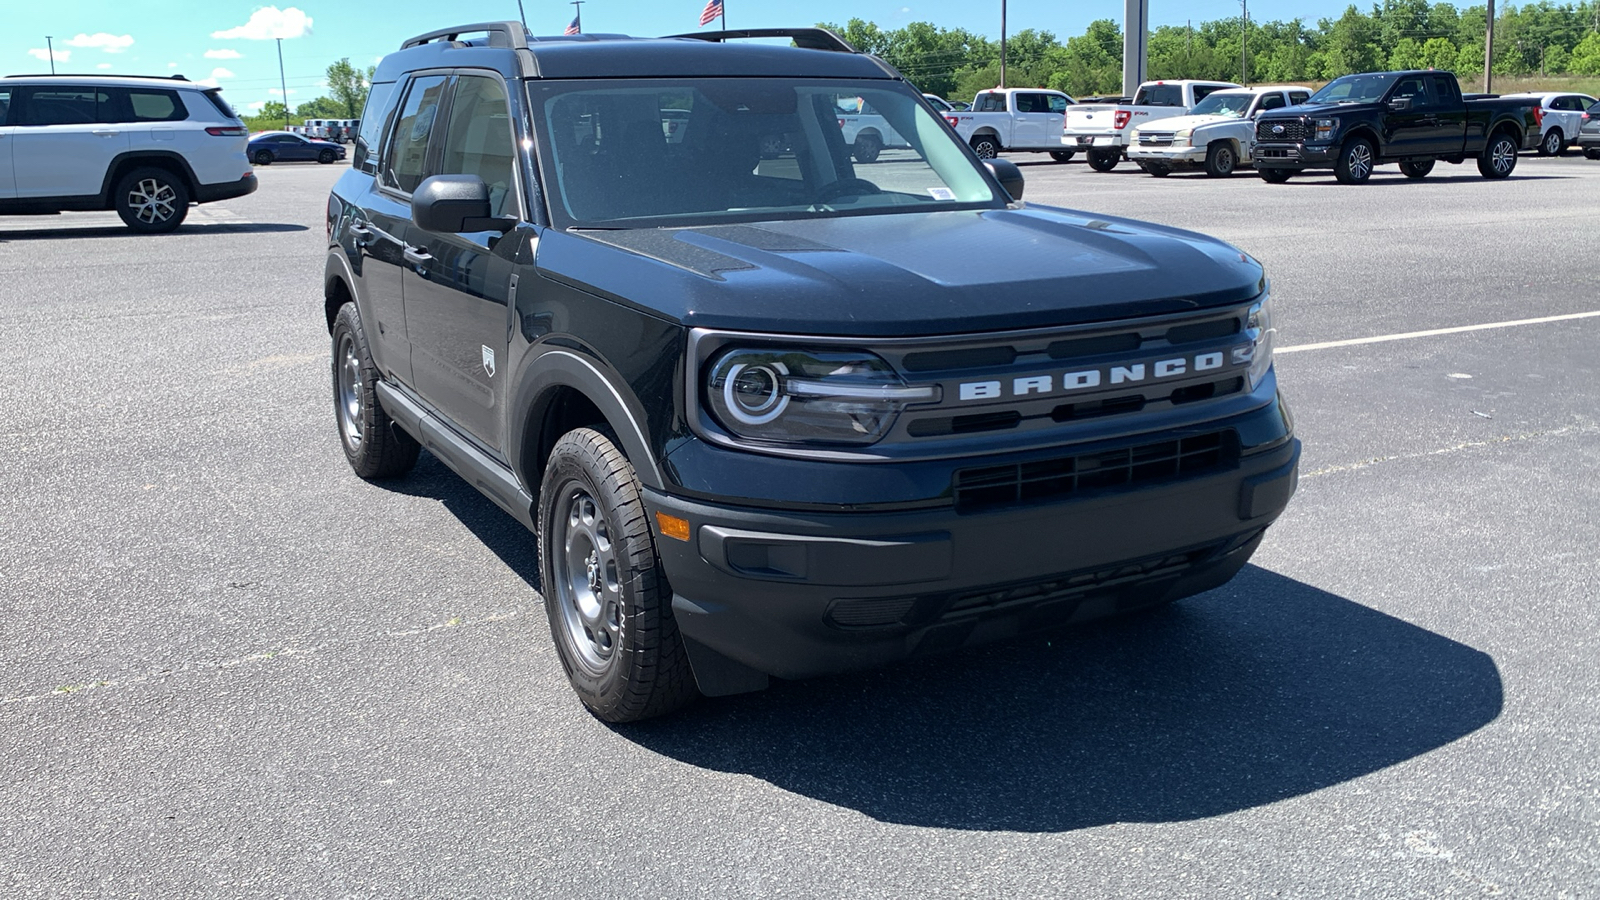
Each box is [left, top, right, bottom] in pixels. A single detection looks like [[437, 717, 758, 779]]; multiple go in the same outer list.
[[956, 348, 1248, 401]]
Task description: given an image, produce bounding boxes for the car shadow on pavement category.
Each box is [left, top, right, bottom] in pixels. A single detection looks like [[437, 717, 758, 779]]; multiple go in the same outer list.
[[619, 564, 1503, 833], [376, 450, 543, 591], [0, 222, 309, 241]]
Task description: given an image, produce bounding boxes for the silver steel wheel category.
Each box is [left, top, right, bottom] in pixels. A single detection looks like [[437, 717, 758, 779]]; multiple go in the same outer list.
[[1542, 130, 1561, 156], [336, 332, 363, 452], [1492, 138, 1517, 174], [555, 485, 624, 674], [971, 138, 997, 159], [127, 177, 178, 225], [1348, 143, 1373, 180]]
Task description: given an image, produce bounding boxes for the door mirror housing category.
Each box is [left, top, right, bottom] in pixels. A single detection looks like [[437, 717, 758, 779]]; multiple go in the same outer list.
[[984, 158, 1025, 201], [411, 174, 515, 233], [1387, 96, 1413, 112]]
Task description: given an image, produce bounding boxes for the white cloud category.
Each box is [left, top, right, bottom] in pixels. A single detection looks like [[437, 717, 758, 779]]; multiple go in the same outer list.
[[168, 62, 178, 68], [65, 33, 134, 53], [96, 62, 113, 69], [209, 67, 236, 79], [246, 101, 266, 111], [269, 88, 297, 96], [204, 48, 243, 60], [211, 7, 313, 40], [27, 48, 70, 62]]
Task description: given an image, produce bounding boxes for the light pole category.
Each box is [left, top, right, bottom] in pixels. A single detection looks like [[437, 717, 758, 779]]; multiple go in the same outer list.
[[45, 35, 56, 74], [1240, 0, 1249, 85], [999, 0, 1007, 88], [276, 37, 290, 129]]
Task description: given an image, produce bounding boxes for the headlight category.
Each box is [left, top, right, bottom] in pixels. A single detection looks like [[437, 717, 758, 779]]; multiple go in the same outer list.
[[1313, 118, 1339, 142], [1231, 294, 1276, 390], [704, 348, 938, 446], [1173, 128, 1193, 146]]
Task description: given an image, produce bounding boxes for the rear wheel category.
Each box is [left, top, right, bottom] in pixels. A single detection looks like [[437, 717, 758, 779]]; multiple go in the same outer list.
[[330, 303, 420, 479], [114, 167, 190, 233], [1204, 142, 1237, 177], [1086, 148, 1120, 172], [1539, 128, 1563, 157], [538, 428, 699, 723], [1334, 137, 1375, 184], [1477, 131, 1519, 178], [1259, 168, 1292, 184], [969, 134, 1000, 159], [1399, 159, 1434, 179], [1049, 150, 1076, 162], [1143, 162, 1171, 177], [1586, 148, 1600, 160], [252, 149, 274, 166], [852, 132, 882, 163]]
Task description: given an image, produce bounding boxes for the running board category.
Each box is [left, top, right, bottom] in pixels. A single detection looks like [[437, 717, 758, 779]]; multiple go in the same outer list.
[[375, 381, 536, 532]]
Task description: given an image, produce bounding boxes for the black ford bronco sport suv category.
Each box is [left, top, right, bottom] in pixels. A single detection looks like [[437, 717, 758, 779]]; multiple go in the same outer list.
[[325, 23, 1299, 722]]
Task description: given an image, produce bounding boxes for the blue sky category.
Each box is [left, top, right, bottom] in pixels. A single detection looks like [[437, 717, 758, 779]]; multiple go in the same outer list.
[[6, 1, 1355, 111]]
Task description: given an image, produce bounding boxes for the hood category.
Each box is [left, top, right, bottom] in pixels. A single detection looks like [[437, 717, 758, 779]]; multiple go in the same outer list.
[[1135, 113, 1245, 133], [534, 208, 1265, 338], [1266, 101, 1358, 118]]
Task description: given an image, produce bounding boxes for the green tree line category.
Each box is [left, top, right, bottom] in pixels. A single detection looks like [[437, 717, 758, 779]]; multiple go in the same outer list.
[[242, 58, 374, 131], [822, 0, 1600, 99]]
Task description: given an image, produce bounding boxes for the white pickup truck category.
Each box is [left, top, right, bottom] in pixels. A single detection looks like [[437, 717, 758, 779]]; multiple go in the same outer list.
[[1062, 79, 1241, 171], [1502, 91, 1599, 156], [1127, 85, 1312, 177], [835, 97, 912, 162], [945, 88, 1079, 162]]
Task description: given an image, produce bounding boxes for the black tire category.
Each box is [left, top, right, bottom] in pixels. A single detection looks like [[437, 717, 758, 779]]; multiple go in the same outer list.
[[852, 132, 882, 163], [1477, 131, 1519, 178], [1086, 148, 1120, 172], [1399, 159, 1435, 179], [1538, 128, 1563, 157], [317, 148, 337, 164], [1144, 162, 1171, 177], [113, 167, 190, 233], [330, 303, 420, 480], [1259, 168, 1292, 184], [538, 428, 698, 723], [1049, 150, 1076, 162], [1203, 142, 1237, 177], [1334, 137, 1375, 185], [1586, 148, 1600, 160], [969, 134, 1000, 159], [252, 149, 274, 166]]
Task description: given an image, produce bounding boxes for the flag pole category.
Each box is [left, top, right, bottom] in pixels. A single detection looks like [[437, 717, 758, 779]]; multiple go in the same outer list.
[[721, 2, 727, 29]]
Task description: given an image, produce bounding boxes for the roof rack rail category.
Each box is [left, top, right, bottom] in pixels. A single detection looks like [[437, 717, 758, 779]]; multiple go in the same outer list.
[[666, 28, 857, 53], [4, 73, 190, 82], [400, 21, 529, 51]]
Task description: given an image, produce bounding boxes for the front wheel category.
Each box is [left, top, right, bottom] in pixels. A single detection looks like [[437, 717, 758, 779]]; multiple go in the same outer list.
[[1204, 142, 1237, 177], [1049, 150, 1076, 162], [330, 303, 420, 479], [1086, 148, 1120, 172], [114, 167, 190, 233], [1259, 168, 1292, 184], [1143, 162, 1171, 177], [538, 428, 699, 723], [1538, 128, 1563, 157], [1477, 131, 1520, 178], [1334, 137, 1375, 184], [1399, 159, 1434, 179], [1585, 148, 1600, 160], [969, 134, 1000, 159], [317, 148, 337, 164]]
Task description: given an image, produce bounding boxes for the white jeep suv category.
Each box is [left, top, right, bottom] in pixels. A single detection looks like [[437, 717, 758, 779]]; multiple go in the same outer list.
[[0, 74, 256, 232]]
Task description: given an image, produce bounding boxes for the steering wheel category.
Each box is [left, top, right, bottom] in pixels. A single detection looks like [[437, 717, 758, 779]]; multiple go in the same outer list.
[[815, 178, 883, 203]]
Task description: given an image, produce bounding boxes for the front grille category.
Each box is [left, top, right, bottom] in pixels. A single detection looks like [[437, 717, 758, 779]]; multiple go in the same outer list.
[[1138, 132, 1174, 146], [953, 431, 1232, 512], [937, 545, 1218, 620], [1257, 119, 1307, 142]]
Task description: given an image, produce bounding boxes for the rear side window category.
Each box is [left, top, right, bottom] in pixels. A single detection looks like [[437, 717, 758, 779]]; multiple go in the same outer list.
[[1191, 85, 1226, 104], [121, 89, 186, 122], [14, 87, 110, 125], [0, 89, 11, 126], [1428, 75, 1459, 105], [1290, 91, 1311, 105], [382, 74, 450, 193], [1258, 93, 1286, 111], [202, 89, 236, 119], [972, 92, 1007, 113], [1134, 85, 1182, 107], [355, 81, 400, 175]]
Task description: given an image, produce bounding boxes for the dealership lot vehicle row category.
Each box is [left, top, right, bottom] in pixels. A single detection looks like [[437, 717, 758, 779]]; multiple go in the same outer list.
[[2, 152, 1596, 896]]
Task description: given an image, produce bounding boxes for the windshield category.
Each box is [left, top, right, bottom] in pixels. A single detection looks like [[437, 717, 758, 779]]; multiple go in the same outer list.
[[1188, 91, 1255, 117], [531, 78, 1001, 228], [1309, 74, 1395, 104]]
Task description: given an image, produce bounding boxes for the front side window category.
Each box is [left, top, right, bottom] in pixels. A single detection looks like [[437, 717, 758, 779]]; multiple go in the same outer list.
[[1309, 74, 1395, 104], [1016, 93, 1047, 113], [0, 89, 11, 126], [1048, 94, 1070, 113], [438, 74, 517, 218], [14, 87, 108, 125], [383, 74, 449, 194], [533, 78, 1001, 229]]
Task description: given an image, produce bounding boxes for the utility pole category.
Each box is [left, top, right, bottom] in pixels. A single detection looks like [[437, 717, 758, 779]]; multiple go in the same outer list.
[[1484, 0, 1495, 94], [1122, 0, 1148, 96], [276, 36, 290, 129], [1000, 0, 1008, 88], [1240, 0, 1249, 85], [45, 35, 56, 74]]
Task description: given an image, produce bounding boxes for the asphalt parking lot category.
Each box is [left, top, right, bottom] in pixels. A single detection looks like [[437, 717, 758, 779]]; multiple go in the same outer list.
[[3, 153, 1597, 897]]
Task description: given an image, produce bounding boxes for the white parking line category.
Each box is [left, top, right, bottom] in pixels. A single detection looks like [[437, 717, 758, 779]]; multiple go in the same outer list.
[[1278, 310, 1600, 353]]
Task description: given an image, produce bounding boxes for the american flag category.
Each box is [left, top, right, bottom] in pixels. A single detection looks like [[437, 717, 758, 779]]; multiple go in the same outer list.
[[699, 0, 723, 27], [564, 16, 581, 35]]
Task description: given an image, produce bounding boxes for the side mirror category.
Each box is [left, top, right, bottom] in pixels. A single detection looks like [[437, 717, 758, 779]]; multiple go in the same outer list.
[[1387, 96, 1413, 112], [411, 174, 515, 233], [985, 158, 1025, 201]]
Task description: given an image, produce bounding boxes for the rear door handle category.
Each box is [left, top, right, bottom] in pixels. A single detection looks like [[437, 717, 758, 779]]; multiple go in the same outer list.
[[404, 246, 433, 267], [91, 129, 120, 137]]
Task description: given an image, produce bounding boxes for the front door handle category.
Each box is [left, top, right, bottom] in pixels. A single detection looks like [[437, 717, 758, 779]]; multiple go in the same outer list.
[[91, 129, 121, 137], [404, 246, 433, 267], [348, 222, 373, 244]]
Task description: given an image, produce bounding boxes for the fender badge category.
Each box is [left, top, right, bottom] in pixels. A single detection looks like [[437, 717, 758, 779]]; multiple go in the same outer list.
[[482, 345, 496, 377]]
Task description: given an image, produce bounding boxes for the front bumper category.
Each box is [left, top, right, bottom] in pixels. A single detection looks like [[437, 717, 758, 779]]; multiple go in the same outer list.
[[1128, 145, 1207, 164], [1578, 132, 1600, 150], [194, 174, 259, 204], [645, 398, 1299, 684], [1253, 142, 1338, 170]]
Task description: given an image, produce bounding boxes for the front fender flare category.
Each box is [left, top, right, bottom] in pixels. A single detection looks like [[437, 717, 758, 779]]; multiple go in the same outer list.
[[509, 349, 665, 492]]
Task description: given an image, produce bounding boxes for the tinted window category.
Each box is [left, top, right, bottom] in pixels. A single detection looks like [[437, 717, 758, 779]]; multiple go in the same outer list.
[[1392, 76, 1429, 105], [0, 89, 10, 126], [972, 92, 1006, 113], [122, 89, 186, 122], [1016, 93, 1048, 113], [1429, 76, 1459, 105], [438, 75, 517, 218], [1191, 85, 1227, 104], [1258, 93, 1286, 111], [202, 89, 236, 119], [15, 87, 108, 125], [383, 75, 449, 193], [1048, 95, 1070, 113], [1134, 84, 1182, 107], [1290, 91, 1311, 105], [355, 81, 399, 176]]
